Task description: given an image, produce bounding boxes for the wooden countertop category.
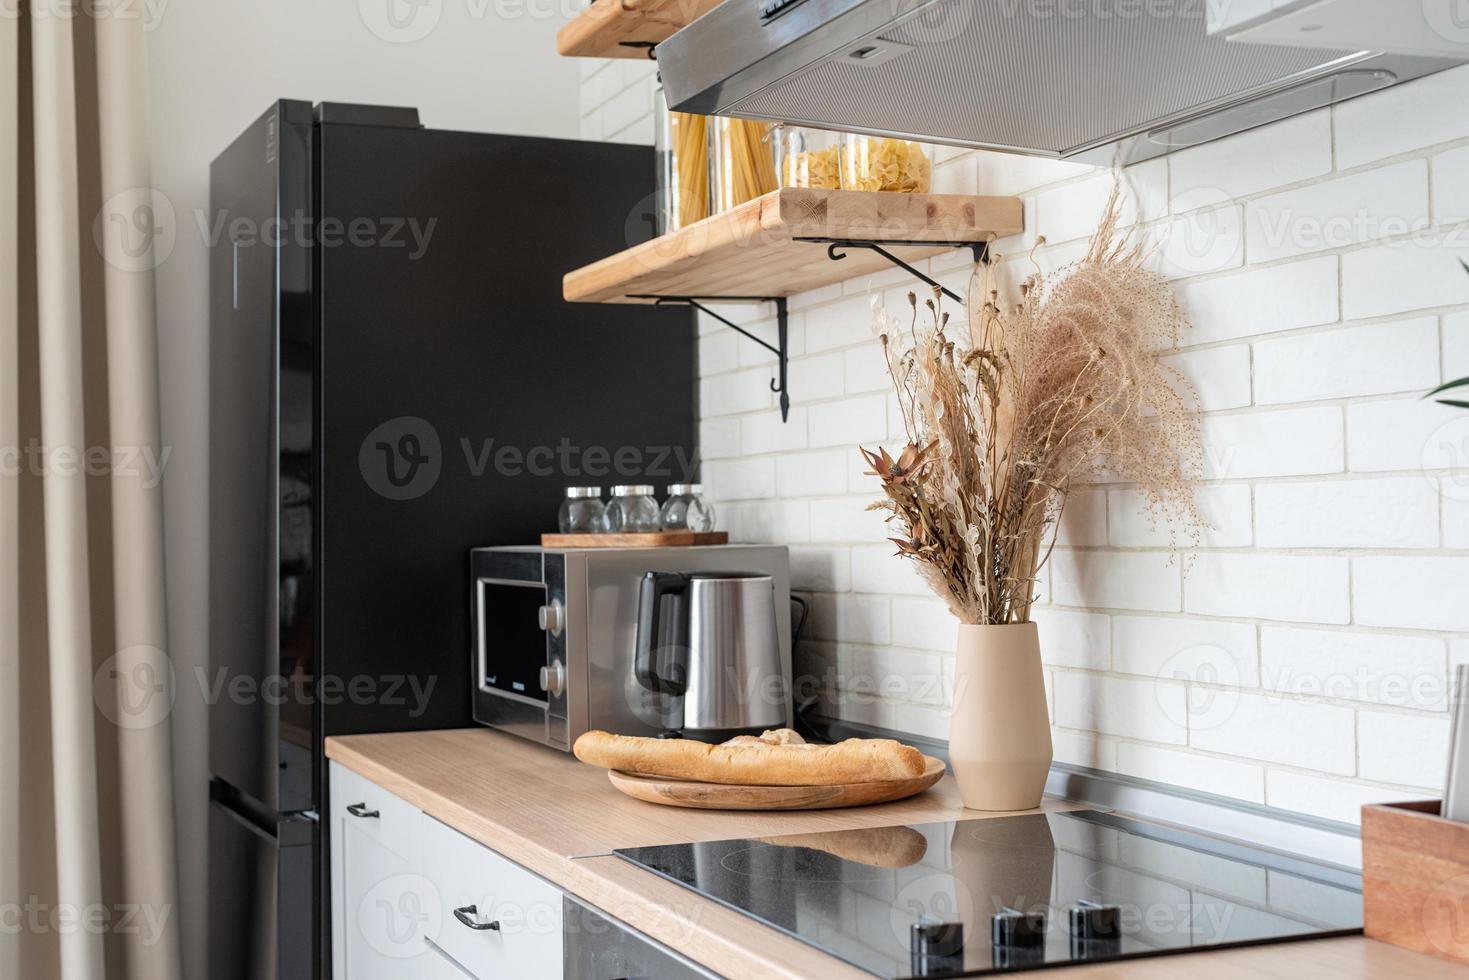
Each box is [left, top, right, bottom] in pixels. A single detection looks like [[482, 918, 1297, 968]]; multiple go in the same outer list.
[[325, 728, 1459, 980]]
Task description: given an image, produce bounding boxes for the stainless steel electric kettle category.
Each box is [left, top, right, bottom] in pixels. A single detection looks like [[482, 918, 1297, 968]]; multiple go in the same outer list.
[[633, 570, 787, 739]]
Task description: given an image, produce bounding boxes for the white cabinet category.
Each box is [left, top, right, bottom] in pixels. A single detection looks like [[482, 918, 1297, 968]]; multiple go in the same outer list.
[[328, 761, 565, 979]]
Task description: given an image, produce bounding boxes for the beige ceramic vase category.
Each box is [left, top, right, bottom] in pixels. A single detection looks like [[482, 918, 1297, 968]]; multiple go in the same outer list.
[[948, 622, 1052, 810]]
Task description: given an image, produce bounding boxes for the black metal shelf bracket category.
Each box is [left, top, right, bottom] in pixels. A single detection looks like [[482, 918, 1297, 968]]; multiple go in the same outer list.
[[628, 295, 791, 422], [794, 237, 991, 306]]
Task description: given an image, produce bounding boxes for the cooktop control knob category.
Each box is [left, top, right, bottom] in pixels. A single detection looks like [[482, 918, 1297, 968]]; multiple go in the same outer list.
[[1068, 901, 1121, 941], [910, 921, 964, 958], [990, 908, 1046, 948]]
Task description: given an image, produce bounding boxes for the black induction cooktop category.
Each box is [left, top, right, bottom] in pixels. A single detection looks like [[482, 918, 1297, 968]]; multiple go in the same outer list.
[[614, 810, 1362, 977]]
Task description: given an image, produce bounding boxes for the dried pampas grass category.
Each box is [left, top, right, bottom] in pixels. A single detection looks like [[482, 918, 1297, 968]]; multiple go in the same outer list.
[[863, 183, 1204, 625]]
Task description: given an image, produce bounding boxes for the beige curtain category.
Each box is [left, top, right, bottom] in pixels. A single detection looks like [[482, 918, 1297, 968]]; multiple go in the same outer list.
[[2, 2, 182, 978]]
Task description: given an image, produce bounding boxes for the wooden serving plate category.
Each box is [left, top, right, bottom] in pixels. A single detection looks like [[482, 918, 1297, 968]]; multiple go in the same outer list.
[[606, 755, 946, 811], [541, 531, 728, 549]]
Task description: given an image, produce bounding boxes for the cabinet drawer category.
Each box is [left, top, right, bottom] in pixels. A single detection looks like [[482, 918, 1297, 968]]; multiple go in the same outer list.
[[421, 815, 563, 979], [331, 762, 419, 858]]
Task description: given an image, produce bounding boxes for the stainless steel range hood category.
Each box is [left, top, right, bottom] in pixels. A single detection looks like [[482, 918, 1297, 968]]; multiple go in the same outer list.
[[656, 0, 1463, 164]]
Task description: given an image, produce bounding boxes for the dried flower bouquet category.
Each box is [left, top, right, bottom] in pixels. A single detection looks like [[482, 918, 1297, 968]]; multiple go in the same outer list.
[[863, 185, 1204, 626]]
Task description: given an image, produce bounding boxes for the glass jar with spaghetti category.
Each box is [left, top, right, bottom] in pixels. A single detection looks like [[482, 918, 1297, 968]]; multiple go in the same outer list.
[[653, 81, 709, 234], [709, 116, 780, 214]]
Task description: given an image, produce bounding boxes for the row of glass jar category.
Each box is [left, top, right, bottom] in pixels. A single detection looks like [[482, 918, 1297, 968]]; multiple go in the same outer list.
[[558, 484, 716, 534], [654, 87, 934, 234]]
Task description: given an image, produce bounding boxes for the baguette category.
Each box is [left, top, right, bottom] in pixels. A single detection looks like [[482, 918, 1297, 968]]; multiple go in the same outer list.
[[572, 730, 926, 786], [754, 826, 928, 868]]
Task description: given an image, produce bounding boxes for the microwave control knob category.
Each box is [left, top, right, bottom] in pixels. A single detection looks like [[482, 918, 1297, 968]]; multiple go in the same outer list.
[[538, 659, 565, 697], [1068, 902, 1121, 942], [537, 601, 563, 636]]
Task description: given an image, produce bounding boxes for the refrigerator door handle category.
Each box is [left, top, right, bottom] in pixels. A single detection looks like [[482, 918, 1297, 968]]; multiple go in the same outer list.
[[344, 802, 379, 819]]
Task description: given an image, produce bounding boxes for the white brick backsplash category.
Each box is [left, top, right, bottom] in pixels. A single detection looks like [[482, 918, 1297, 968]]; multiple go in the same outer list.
[[1244, 161, 1430, 263], [1203, 407, 1343, 479], [1334, 64, 1469, 169], [1160, 345, 1251, 412], [1169, 110, 1332, 208], [809, 593, 890, 645], [1118, 743, 1265, 804], [580, 63, 1469, 817], [1051, 550, 1182, 613], [1190, 691, 1355, 774], [790, 546, 851, 594], [1109, 485, 1252, 549], [788, 352, 846, 404], [741, 407, 808, 456], [808, 394, 887, 448], [808, 495, 889, 542], [1355, 557, 1469, 631], [804, 294, 873, 352], [1260, 626, 1447, 710], [1446, 480, 1469, 549], [775, 449, 849, 498], [701, 368, 774, 416], [890, 597, 959, 653], [1032, 608, 1110, 671], [850, 546, 930, 596], [1154, 205, 1244, 278], [698, 418, 740, 460], [1341, 239, 1469, 320], [1255, 477, 1440, 549], [1113, 615, 1260, 688], [1359, 711, 1452, 789], [1053, 672, 1187, 744], [1347, 397, 1463, 472], [1185, 554, 1350, 624], [1056, 492, 1107, 547], [1253, 317, 1440, 405], [1446, 310, 1469, 381], [1266, 770, 1416, 824], [706, 458, 774, 501], [1052, 728, 1116, 772], [1432, 144, 1469, 224], [1178, 256, 1338, 345]]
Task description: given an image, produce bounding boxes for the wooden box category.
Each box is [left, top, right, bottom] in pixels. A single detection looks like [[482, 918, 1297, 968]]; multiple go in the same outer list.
[[1362, 800, 1469, 965]]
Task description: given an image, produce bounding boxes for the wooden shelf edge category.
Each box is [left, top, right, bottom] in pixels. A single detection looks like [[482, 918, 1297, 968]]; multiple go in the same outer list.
[[562, 188, 1024, 304], [556, 0, 723, 59]]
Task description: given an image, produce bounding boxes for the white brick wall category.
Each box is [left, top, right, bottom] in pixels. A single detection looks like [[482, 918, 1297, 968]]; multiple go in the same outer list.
[[581, 61, 1469, 825]]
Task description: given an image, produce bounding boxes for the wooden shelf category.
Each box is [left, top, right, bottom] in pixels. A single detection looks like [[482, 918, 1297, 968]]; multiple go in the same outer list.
[[562, 188, 1024, 304], [556, 0, 724, 59]]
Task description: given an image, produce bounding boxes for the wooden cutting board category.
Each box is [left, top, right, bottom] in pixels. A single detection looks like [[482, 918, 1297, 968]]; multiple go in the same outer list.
[[605, 756, 946, 811]]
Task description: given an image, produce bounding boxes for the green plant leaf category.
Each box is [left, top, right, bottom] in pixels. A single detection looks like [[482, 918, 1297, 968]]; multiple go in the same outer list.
[[1426, 376, 1469, 398], [1436, 399, 1469, 409]]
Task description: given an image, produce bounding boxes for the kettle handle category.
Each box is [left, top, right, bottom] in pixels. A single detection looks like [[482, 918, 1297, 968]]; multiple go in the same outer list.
[[635, 571, 688, 695]]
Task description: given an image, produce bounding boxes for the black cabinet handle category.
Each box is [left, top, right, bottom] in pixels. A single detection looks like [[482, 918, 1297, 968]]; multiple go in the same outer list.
[[345, 802, 379, 819], [453, 905, 500, 931]]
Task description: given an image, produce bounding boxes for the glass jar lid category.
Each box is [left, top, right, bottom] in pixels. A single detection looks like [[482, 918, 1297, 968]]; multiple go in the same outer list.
[[564, 486, 602, 498], [666, 483, 704, 495], [610, 484, 655, 497]]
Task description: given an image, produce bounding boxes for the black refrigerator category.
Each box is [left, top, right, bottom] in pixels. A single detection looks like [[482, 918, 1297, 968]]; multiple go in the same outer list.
[[206, 100, 696, 980]]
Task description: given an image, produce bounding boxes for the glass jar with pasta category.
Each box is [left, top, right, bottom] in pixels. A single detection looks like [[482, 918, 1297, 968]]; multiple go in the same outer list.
[[840, 135, 933, 193], [709, 116, 780, 213], [653, 83, 709, 233], [774, 125, 842, 190]]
